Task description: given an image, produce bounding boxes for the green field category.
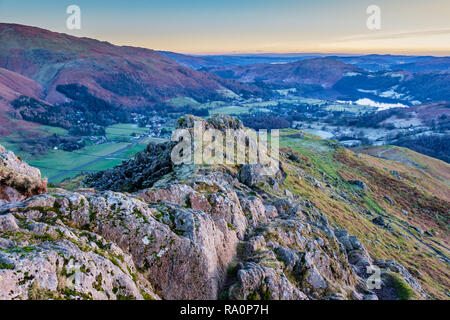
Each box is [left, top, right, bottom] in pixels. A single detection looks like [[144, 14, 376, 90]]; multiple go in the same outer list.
[[27, 141, 130, 181], [167, 97, 200, 107], [0, 123, 153, 183], [0, 125, 69, 156], [210, 106, 249, 115], [37, 125, 69, 136], [72, 142, 130, 157], [105, 123, 149, 142]]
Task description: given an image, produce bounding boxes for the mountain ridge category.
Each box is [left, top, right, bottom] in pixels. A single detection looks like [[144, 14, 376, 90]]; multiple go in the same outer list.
[[0, 23, 262, 107]]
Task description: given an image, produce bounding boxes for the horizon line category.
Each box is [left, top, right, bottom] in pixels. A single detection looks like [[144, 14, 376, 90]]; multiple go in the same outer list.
[[2, 22, 449, 58]]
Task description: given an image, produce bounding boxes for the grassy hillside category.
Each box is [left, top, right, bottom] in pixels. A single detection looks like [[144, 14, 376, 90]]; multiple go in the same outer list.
[[353, 145, 450, 201], [267, 131, 450, 299]]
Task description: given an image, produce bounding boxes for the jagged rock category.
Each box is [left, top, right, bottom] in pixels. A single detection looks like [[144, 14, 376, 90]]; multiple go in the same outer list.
[[239, 164, 274, 188], [0, 205, 157, 300], [276, 246, 300, 270], [176, 114, 206, 130], [84, 142, 173, 192], [272, 198, 293, 215], [176, 113, 244, 131], [0, 144, 47, 203], [207, 114, 244, 131], [229, 262, 308, 300], [238, 196, 269, 227], [0, 188, 244, 300], [263, 205, 279, 219], [0, 213, 19, 232], [243, 235, 267, 255], [137, 184, 195, 206]]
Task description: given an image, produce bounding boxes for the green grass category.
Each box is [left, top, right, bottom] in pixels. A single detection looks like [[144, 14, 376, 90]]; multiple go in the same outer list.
[[2, 122, 149, 183], [362, 194, 386, 215], [38, 125, 69, 136], [280, 135, 343, 182], [73, 142, 129, 157], [105, 123, 149, 142], [29, 150, 94, 171], [167, 97, 199, 107], [217, 89, 241, 100], [199, 101, 228, 109], [0, 125, 68, 157], [388, 273, 417, 300], [28, 142, 136, 182], [210, 106, 249, 115], [81, 158, 125, 172], [113, 145, 147, 159]]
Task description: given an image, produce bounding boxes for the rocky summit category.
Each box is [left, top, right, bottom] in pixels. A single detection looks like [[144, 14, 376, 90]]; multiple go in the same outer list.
[[0, 114, 448, 300], [0, 144, 47, 205]]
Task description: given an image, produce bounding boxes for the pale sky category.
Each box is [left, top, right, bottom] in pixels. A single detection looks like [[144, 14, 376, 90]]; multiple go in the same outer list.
[[0, 0, 449, 55]]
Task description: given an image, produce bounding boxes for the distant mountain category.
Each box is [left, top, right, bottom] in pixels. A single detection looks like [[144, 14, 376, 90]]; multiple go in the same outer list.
[[333, 54, 434, 72], [0, 23, 261, 107], [394, 57, 450, 72], [160, 52, 450, 73], [204, 57, 364, 88], [158, 51, 227, 70], [159, 51, 319, 70]]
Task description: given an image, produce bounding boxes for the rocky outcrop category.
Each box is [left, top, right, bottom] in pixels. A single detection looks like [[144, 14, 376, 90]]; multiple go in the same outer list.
[[0, 144, 46, 203], [84, 114, 245, 193], [0, 116, 429, 300], [239, 164, 284, 189], [84, 142, 173, 192], [1, 169, 250, 299], [177, 113, 244, 131]]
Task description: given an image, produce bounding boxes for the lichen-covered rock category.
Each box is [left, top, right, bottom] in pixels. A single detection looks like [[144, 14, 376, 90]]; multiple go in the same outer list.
[[0, 182, 247, 299], [0, 208, 157, 300], [239, 164, 284, 189], [0, 144, 47, 203], [229, 262, 308, 300]]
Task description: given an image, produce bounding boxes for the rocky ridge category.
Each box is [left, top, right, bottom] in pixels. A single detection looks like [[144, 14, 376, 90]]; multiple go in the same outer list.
[[0, 115, 432, 300]]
